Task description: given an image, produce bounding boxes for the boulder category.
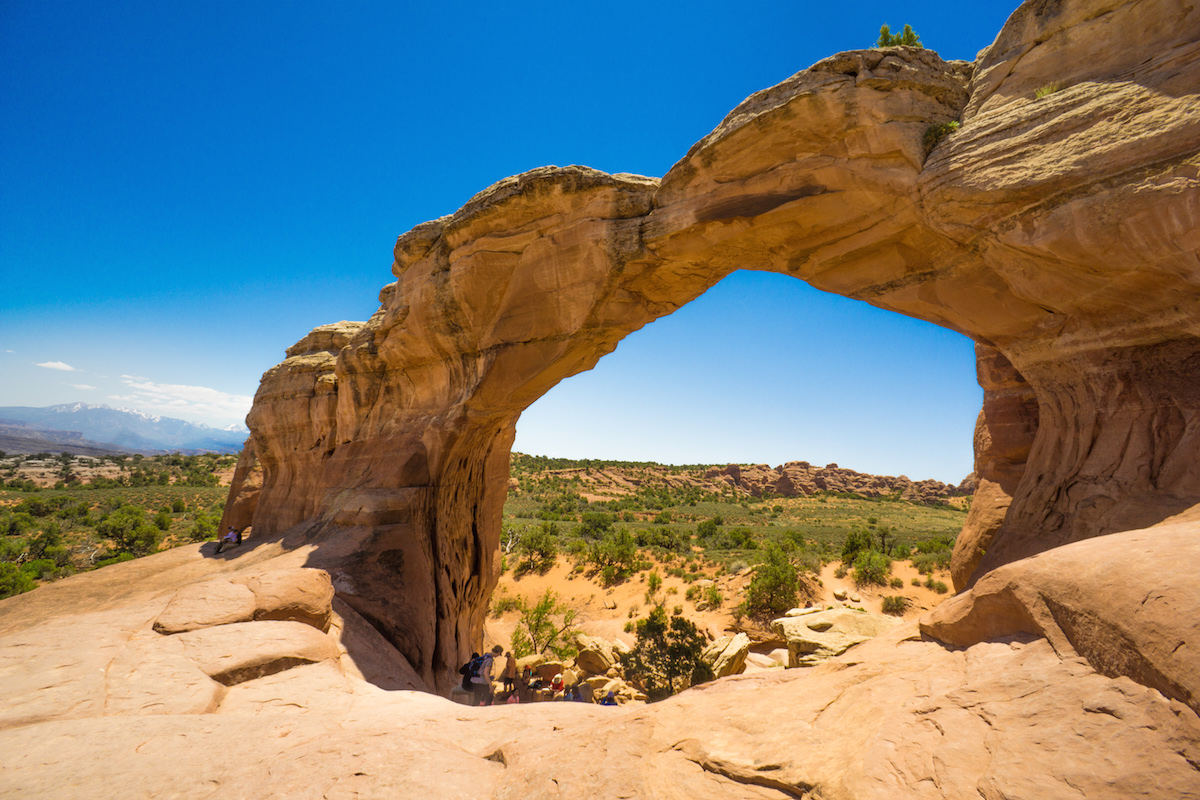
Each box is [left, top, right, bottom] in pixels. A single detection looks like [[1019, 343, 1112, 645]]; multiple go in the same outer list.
[[152, 579, 257, 634], [772, 609, 902, 667], [574, 634, 624, 674], [234, 568, 335, 632], [702, 633, 751, 678]]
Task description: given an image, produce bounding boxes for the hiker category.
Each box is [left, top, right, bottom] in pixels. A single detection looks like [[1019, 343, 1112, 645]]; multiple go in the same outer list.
[[470, 645, 504, 706], [215, 526, 239, 554], [502, 651, 517, 692], [599, 690, 618, 706], [459, 652, 480, 693], [550, 673, 565, 699]]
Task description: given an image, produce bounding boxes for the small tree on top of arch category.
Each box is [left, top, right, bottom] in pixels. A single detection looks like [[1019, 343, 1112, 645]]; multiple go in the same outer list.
[[876, 24, 923, 48]]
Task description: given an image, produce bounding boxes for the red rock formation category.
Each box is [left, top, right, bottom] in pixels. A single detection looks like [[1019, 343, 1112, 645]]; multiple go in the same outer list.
[[221, 0, 1200, 691]]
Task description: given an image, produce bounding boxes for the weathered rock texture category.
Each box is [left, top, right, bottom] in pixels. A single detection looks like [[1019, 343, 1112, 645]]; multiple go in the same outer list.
[[218, 0, 1200, 697], [704, 461, 970, 503], [5, 0, 1194, 795]]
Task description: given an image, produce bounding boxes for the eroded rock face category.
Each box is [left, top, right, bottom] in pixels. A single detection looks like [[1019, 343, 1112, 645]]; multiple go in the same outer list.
[[220, 0, 1199, 696]]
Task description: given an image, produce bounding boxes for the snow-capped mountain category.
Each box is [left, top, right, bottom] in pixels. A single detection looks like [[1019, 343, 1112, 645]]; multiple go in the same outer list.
[[0, 404, 248, 454]]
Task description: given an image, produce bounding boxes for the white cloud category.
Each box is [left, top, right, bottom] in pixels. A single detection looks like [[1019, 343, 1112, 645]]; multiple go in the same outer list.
[[71, 384, 97, 390], [110, 377, 253, 426], [36, 361, 77, 372]]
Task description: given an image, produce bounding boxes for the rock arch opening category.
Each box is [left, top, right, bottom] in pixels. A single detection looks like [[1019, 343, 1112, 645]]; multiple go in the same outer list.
[[513, 269, 980, 483]]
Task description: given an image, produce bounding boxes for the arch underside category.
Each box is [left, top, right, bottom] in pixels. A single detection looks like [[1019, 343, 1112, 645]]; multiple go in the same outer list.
[[224, 36, 1200, 690]]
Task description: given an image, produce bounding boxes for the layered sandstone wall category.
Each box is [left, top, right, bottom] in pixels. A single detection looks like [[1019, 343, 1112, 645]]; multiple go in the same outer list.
[[224, 0, 1200, 687]]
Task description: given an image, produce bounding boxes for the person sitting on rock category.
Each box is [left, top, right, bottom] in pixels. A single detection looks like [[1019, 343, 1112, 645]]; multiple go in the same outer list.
[[215, 526, 240, 554], [599, 690, 618, 706], [550, 673, 565, 699]]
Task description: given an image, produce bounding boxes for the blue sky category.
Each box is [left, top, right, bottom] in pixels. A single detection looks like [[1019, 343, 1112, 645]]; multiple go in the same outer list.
[[1, 0, 1019, 481]]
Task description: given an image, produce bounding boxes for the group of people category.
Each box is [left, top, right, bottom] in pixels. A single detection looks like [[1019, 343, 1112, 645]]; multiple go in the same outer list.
[[459, 644, 618, 707]]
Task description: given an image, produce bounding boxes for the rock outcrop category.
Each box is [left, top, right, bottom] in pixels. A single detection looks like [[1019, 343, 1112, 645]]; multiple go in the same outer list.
[[704, 461, 967, 503], [4, 0, 1199, 796], [772, 607, 902, 667], [218, 0, 1199, 696]]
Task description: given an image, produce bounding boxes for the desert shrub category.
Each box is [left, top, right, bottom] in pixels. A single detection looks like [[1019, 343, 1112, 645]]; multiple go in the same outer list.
[[509, 589, 578, 659], [876, 22, 922, 47], [923, 120, 960, 155], [189, 512, 218, 542], [931, 580, 949, 594], [171, 498, 186, 513], [153, 510, 172, 532], [647, 571, 662, 595], [912, 577, 921, 586], [700, 585, 722, 611], [834, 563, 848, 579], [911, 550, 951, 575], [97, 505, 162, 556], [0, 563, 35, 599], [96, 552, 136, 568], [1035, 82, 1063, 99], [490, 592, 523, 617], [578, 511, 615, 539], [841, 529, 874, 562], [890, 577, 905, 589], [619, 607, 714, 701], [652, 511, 673, 525], [20, 558, 58, 579], [685, 585, 701, 603], [881, 595, 909, 616], [853, 550, 892, 587], [515, 522, 559, 575], [588, 529, 639, 583], [741, 544, 799, 619]]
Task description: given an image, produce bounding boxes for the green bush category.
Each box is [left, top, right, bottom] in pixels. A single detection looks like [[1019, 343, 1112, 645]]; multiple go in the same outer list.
[[741, 544, 799, 619], [509, 589, 578, 659], [881, 595, 909, 615], [923, 121, 960, 155], [515, 522, 559, 575], [853, 550, 891, 587], [97, 505, 163, 556], [876, 23, 922, 48], [841, 529, 874, 562], [190, 512, 218, 542], [153, 510, 172, 531], [931, 580, 949, 594], [619, 607, 714, 701], [0, 562, 35, 599], [889, 577, 905, 589]]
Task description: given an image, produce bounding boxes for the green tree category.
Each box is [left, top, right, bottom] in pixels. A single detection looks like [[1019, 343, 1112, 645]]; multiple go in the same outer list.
[[741, 543, 799, 618], [97, 505, 163, 556], [0, 563, 36, 599], [619, 607, 714, 701], [853, 550, 892, 587], [876, 23, 922, 47], [588, 529, 639, 584], [841, 529, 875, 562], [509, 589, 579, 659], [515, 522, 558, 575]]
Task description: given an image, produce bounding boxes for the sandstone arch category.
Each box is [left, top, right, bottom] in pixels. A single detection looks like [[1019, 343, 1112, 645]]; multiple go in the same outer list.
[[224, 2, 1200, 693]]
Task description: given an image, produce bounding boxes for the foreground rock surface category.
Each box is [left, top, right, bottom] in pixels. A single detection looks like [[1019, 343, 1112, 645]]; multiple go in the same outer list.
[[3, 510, 1199, 798]]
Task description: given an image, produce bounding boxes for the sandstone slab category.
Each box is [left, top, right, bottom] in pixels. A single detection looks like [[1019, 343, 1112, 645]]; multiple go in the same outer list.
[[772, 608, 901, 667], [153, 578, 257, 634], [176, 620, 341, 686]]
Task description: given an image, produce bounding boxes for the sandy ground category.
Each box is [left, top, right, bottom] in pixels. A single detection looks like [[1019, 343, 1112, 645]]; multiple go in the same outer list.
[[485, 553, 953, 654]]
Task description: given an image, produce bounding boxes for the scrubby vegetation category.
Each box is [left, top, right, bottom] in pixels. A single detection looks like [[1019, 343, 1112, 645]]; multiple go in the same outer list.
[[619, 606, 714, 701], [0, 452, 234, 599], [503, 454, 964, 623]]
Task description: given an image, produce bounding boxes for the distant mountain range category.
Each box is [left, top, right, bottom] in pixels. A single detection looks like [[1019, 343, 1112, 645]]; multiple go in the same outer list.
[[0, 404, 248, 455]]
